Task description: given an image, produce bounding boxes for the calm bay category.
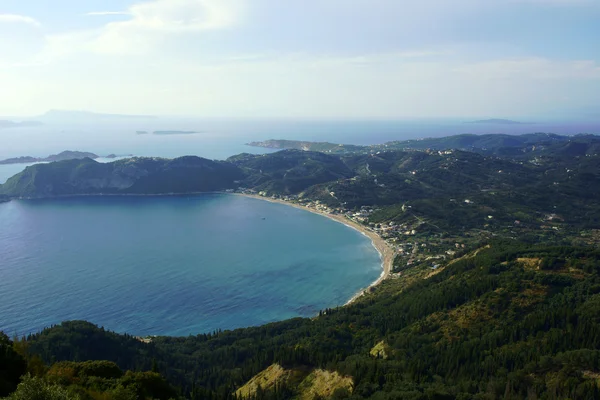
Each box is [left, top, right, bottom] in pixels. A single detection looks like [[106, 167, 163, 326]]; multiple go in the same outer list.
[[0, 194, 381, 336]]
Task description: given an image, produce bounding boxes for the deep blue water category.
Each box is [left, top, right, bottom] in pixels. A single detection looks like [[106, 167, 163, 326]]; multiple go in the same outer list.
[[0, 194, 382, 336]]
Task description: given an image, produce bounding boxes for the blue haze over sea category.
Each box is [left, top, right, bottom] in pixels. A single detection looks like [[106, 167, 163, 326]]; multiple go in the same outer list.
[[1, 118, 599, 336]]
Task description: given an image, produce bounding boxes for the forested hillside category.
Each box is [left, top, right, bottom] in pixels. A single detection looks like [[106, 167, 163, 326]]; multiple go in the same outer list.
[[4, 243, 600, 399], [0, 156, 245, 197], [2, 132, 600, 399]]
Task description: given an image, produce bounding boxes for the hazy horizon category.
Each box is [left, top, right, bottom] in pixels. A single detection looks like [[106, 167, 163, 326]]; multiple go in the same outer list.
[[1, 0, 599, 119], [2, 109, 600, 124]]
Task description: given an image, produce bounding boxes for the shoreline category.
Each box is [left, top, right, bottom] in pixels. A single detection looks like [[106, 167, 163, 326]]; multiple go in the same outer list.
[[234, 193, 395, 306], [6, 190, 395, 306]]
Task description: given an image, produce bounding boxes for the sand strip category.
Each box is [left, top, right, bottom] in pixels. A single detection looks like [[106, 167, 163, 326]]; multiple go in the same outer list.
[[234, 194, 395, 305]]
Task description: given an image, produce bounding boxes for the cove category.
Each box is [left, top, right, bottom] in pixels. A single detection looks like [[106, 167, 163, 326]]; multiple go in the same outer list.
[[0, 194, 381, 336]]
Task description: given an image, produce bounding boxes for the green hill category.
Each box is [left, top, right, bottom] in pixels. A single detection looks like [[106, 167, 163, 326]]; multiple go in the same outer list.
[[229, 150, 355, 194], [0, 156, 245, 198]]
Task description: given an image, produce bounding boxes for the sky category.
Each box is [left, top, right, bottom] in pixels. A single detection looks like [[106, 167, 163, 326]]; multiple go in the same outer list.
[[0, 0, 599, 119]]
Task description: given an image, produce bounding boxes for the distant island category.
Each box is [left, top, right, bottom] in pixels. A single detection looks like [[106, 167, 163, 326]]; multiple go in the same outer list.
[[466, 118, 532, 125], [137, 130, 198, 135], [0, 120, 44, 129], [0, 150, 131, 165]]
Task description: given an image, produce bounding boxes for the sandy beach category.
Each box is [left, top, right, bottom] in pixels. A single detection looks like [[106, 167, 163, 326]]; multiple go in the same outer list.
[[235, 193, 395, 305]]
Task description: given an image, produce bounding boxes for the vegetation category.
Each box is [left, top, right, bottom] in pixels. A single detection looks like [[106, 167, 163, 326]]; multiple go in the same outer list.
[[247, 133, 600, 159], [2, 132, 600, 399], [229, 150, 355, 194], [0, 157, 245, 197], [1, 243, 599, 399], [0, 334, 26, 397]]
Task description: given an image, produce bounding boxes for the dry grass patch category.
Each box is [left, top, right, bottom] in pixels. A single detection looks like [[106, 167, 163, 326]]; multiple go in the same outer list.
[[448, 301, 493, 329], [235, 364, 308, 399], [516, 257, 542, 270], [297, 370, 353, 400], [370, 341, 390, 359], [512, 283, 548, 308]]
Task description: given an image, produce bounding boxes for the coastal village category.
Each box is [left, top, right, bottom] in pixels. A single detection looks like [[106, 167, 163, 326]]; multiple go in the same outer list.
[[231, 187, 469, 278]]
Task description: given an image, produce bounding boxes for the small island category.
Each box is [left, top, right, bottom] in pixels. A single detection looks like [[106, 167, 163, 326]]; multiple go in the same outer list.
[[466, 118, 532, 125]]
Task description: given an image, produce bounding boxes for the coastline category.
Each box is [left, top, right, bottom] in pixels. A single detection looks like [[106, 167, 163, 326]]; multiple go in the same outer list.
[[234, 193, 395, 306], [5, 190, 395, 306]]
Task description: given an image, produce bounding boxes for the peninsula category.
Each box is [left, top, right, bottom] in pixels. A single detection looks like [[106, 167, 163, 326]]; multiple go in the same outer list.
[[0, 151, 135, 165], [0, 150, 99, 165], [247, 132, 573, 155]]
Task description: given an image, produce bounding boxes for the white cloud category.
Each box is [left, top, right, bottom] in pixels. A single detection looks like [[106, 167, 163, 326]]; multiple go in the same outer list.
[[0, 14, 45, 66], [90, 0, 245, 54], [86, 11, 132, 17], [1, 1, 598, 118], [0, 14, 41, 27], [1, 47, 599, 118]]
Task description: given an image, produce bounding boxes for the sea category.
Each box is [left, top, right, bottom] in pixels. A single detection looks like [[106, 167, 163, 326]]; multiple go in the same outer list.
[[0, 118, 598, 336], [0, 194, 382, 336]]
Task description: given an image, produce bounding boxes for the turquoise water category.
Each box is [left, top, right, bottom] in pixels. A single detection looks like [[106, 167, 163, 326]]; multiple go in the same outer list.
[[0, 194, 381, 336]]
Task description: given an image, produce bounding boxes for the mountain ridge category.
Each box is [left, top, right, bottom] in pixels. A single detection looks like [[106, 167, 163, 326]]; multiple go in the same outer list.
[[0, 150, 100, 165]]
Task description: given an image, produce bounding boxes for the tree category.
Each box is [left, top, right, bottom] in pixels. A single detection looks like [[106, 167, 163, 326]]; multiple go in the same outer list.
[[0, 333, 27, 397], [1, 375, 80, 400]]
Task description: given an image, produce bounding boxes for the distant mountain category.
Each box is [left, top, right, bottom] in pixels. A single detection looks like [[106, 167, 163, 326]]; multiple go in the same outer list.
[[0, 120, 43, 129], [0, 151, 99, 165], [467, 118, 531, 125], [40, 110, 157, 121]]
